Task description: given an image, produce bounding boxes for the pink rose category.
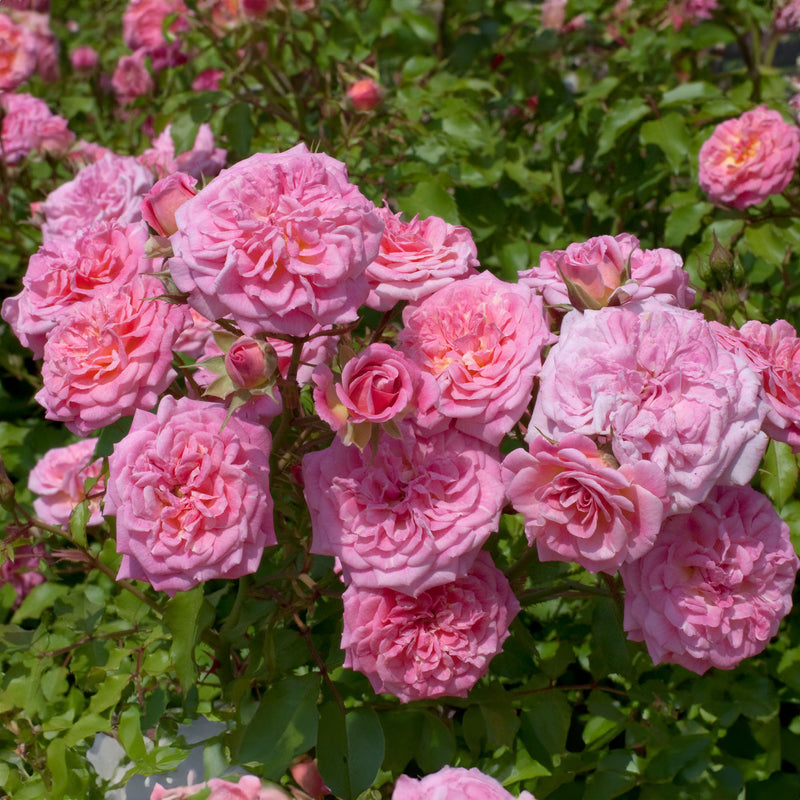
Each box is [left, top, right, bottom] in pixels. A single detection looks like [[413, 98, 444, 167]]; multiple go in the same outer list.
[[621, 485, 799, 674], [106, 395, 276, 596], [0, 12, 37, 90], [8, 9, 58, 82], [142, 172, 198, 236], [169, 143, 384, 337], [775, 0, 800, 32], [711, 318, 800, 450], [138, 123, 227, 180], [39, 153, 154, 244], [0, 543, 45, 609], [112, 49, 154, 104], [503, 434, 666, 574], [341, 552, 520, 702], [312, 343, 439, 448], [0, 92, 74, 165], [35, 277, 185, 436], [393, 767, 536, 800], [151, 775, 289, 800], [364, 205, 480, 311], [399, 272, 556, 445], [290, 757, 330, 800], [347, 78, 382, 110], [698, 106, 800, 209], [70, 44, 98, 72], [123, 0, 189, 53], [192, 68, 224, 91], [225, 336, 276, 390], [28, 439, 105, 527], [2, 221, 154, 358], [669, 0, 718, 29], [540, 0, 566, 29], [303, 423, 504, 595], [531, 303, 769, 514]]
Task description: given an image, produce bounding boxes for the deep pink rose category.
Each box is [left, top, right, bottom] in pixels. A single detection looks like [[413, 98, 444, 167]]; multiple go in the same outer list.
[[2, 221, 154, 358], [150, 775, 289, 800], [1, 543, 46, 609], [123, 0, 189, 52], [169, 143, 384, 337], [365, 206, 480, 311], [70, 44, 99, 72], [503, 434, 666, 573], [35, 277, 185, 436], [531, 303, 768, 514], [106, 395, 275, 596], [341, 552, 520, 702], [138, 123, 227, 180], [303, 422, 504, 596], [142, 172, 198, 236], [112, 49, 154, 104], [312, 343, 439, 447], [39, 153, 154, 244], [0, 91, 74, 165], [698, 106, 800, 209], [28, 439, 105, 527], [711, 318, 800, 450], [393, 767, 536, 800], [192, 68, 224, 91], [347, 78, 382, 110], [0, 12, 37, 90], [399, 272, 555, 445], [669, 0, 718, 29], [621, 485, 799, 674], [518, 233, 694, 310]]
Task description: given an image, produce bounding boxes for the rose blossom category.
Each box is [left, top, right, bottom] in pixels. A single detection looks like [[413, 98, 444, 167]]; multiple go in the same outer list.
[[192, 68, 224, 91], [399, 272, 555, 445], [312, 343, 439, 448], [698, 106, 800, 210], [503, 434, 666, 574], [290, 757, 329, 800], [341, 552, 520, 702], [303, 423, 504, 595], [0, 12, 37, 90], [169, 143, 384, 337], [28, 439, 105, 527], [70, 44, 98, 72], [138, 123, 227, 180], [2, 221, 154, 358], [112, 49, 154, 104], [347, 78, 382, 110], [518, 233, 694, 310], [123, 0, 190, 53], [621, 485, 799, 674], [106, 395, 275, 595], [774, 0, 800, 32], [35, 276, 185, 436], [393, 767, 536, 800], [39, 153, 154, 244], [531, 303, 768, 515], [0, 92, 74, 165], [364, 205, 480, 311], [142, 172, 198, 236], [1, 543, 46, 609], [150, 775, 289, 800], [711, 318, 800, 450], [224, 336, 276, 390]]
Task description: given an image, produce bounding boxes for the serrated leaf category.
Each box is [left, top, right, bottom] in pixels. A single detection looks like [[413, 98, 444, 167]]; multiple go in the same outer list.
[[595, 99, 649, 158], [118, 705, 146, 761], [397, 180, 459, 224], [164, 586, 213, 691], [640, 113, 691, 171]]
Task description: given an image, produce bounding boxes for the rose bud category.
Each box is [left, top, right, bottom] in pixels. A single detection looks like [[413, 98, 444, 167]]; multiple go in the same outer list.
[[346, 78, 382, 111], [290, 756, 330, 799], [141, 171, 198, 237], [225, 336, 278, 390], [70, 45, 99, 73]]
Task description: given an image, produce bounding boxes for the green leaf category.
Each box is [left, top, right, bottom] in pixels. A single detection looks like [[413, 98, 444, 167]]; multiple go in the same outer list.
[[237, 673, 320, 778], [519, 693, 572, 767], [317, 704, 385, 800], [595, 99, 649, 158], [590, 598, 632, 679], [118, 705, 147, 762], [664, 201, 712, 248], [69, 499, 90, 548], [223, 102, 255, 159], [640, 113, 691, 171], [584, 751, 638, 800], [11, 582, 68, 624], [415, 713, 456, 774], [380, 710, 423, 775], [397, 180, 460, 225], [660, 81, 720, 107], [164, 586, 213, 691], [761, 440, 799, 510], [644, 735, 712, 782], [89, 672, 131, 714], [743, 224, 791, 266]]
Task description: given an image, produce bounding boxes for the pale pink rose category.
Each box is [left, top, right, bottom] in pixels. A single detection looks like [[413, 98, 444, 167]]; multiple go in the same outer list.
[[2, 221, 153, 358], [399, 272, 555, 445], [174, 307, 221, 359], [518, 233, 694, 310], [503, 434, 666, 574], [303, 423, 504, 595], [66, 139, 114, 168], [540, 0, 566, 29], [531, 303, 769, 514], [123, 0, 190, 52], [39, 153, 154, 244], [393, 767, 536, 800], [341, 552, 520, 702], [698, 106, 800, 210], [35, 276, 185, 436], [112, 49, 154, 104], [142, 172, 198, 236], [106, 395, 275, 596], [70, 44, 98, 72], [1, 543, 46, 609], [192, 67, 224, 91], [365, 206, 480, 311], [347, 78, 382, 110], [0, 12, 37, 90], [28, 439, 105, 527], [151, 775, 289, 800], [711, 318, 800, 450], [138, 123, 227, 180], [0, 92, 74, 165], [775, 0, 800, 32], [169, 143, 384, 337], [312, 343, 439, 447], [622, 485, 799, 674]]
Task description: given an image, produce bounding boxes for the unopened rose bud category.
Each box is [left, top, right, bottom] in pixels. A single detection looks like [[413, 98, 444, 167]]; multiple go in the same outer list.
[[141, 172, 198, 237], [708, 231, 735, 284], [346, 78, 382, 111], [225, 337, 278, 390]]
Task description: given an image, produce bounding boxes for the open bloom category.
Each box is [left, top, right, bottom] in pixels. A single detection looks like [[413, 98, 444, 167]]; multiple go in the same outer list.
[[503, 434, 666, 573], [106, 395, 275, 595], [150, 775, 289, 800], [698, 106, 800, 209], [621, 485, 799, 674], [169, 143, 384, 337], [0, 12, 37, 90], [341, 552, 519, 702], [394, 767, 536, 800], [0, 91, 74, 165]]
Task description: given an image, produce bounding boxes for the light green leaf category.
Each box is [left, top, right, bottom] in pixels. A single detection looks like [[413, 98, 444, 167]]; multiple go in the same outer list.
[[640, 113, 691, 171], [595, 99, 650, 158], [761, 440, 799, 510]]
